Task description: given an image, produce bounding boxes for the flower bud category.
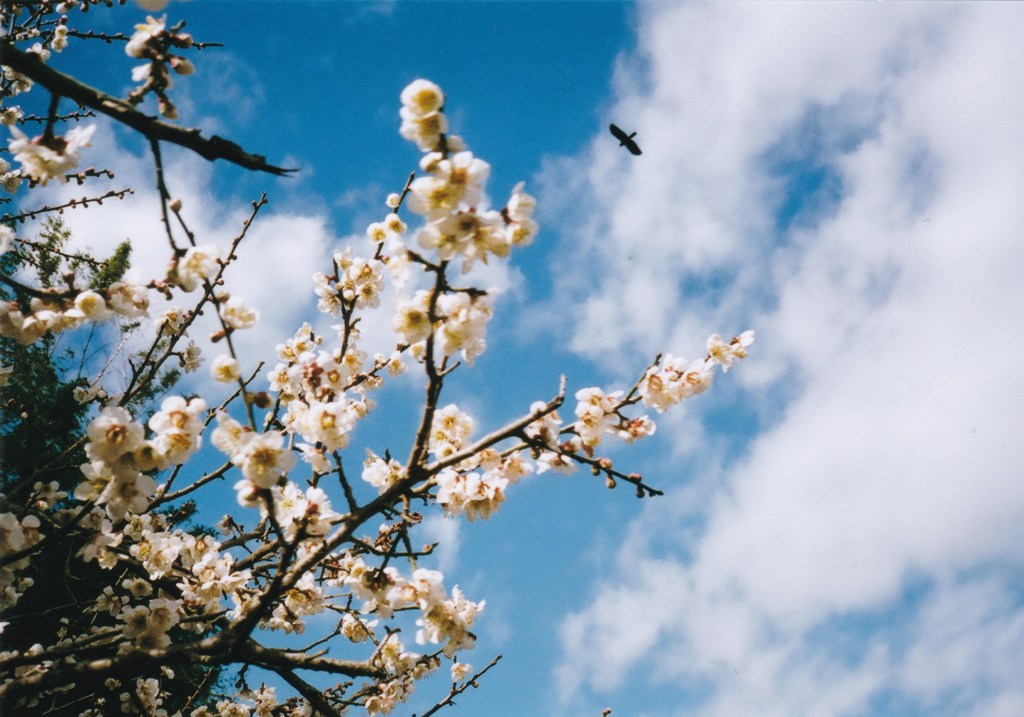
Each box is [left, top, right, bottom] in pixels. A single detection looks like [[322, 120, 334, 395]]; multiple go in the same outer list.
[[170, 56, 195, 75]]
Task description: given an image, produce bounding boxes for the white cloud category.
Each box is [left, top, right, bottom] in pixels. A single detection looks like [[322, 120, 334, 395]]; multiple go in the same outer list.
[[420, 512, 463, 577], [549, 3, 1024, 715]]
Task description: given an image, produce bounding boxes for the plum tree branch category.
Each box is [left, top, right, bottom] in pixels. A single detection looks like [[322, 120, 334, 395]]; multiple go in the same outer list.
[[0, 43, 296, 176]]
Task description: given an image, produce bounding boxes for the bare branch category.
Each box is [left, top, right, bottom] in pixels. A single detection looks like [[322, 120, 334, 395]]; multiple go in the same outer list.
[[1, 43, 296, 176], [1, 188, 135, 226]]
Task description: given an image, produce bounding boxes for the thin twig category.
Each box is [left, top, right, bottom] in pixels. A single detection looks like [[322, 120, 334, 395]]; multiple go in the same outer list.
[[413, 654, 503, 717]]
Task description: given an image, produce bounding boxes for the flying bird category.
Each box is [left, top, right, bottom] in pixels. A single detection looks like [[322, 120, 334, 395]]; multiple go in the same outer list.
[[609, 123, 642, 155]]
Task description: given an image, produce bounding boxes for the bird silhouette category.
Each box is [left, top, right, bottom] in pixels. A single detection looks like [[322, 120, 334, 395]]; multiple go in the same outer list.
[[609, 123, 642, 155]]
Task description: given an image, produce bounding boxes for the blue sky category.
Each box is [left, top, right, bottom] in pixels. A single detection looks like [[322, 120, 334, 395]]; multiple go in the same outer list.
[[23, 1, 1024, 715]]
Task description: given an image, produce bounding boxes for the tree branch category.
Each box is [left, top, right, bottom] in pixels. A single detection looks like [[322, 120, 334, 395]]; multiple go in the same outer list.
[[1, 43, 296, 176]]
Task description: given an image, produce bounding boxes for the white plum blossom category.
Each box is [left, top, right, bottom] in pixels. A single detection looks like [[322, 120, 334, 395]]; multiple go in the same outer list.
[[275, 322, 319, 363], [85, 407, 145, 463], [298, 485, 339, 537], [313, 271, 344, 316], [219, 297, 259, 330], [264, 482, 339, 541], [525, 401, 564, 449], [157, 306, 189, 332], [504, 181, 539, 247], [0, 73, 756, 715], [313, 250, 386, 314], [400, 104, 448, 152], [7, 124, 95, 185], [418, 209, 508, 271], [399, 79, 447, 151], [125, 15, 165, 58], [180, 546, 251, 615], [393, 291, 434, 347], [534, 434, 582, 475], [76, 457, 157, 523], [384, 212, 406, 235], [362, 452, 407, 494], [170, 56, 194, 76], [344, 565, 410, 620], [573, 387, 623, 449], [406, 568, 447, 610], [129, 530, 181, 580], [415, 585, 484, 657], [435, 467, 507, 521], [75, 460, 116, 503], [401, 79, 445, 118], [147, 396, 206, 466], [174, 245, 220, 291], [429, 405, 475, 460], [638, 354, 715, 413], [0, 225, 14, 255], [0, 513, 26, 557], [619, 414, 657, 443], [451, 661, 473, 682], [367, 221, 387, 243], [434, 291, 492, 363], [100, 470, 158, 522], [182, 343, 202, 373], [211, 411, 252, 457], [229, 429, 295, 492], [51, 24, 69, 52], [297, 443, 331, 475], [119, 596, 181, 649], [407, 151, 490, 220], [106, 282, 150, 318], [637, 332, 754, 412], [707, 329, 755, 372], [338, 250, 386, 309], [341, 613, 378, 643], [211, 355, 241, 383], [294, 398, 358, 451]]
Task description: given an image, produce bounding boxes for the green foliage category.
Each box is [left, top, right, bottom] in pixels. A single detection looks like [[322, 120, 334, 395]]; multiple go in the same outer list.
[[89, 240, 132, 291], [1, 219, 97, 494], [33, 218, 71, 288]]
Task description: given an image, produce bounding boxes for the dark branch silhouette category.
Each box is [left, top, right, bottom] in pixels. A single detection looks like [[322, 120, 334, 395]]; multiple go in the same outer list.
[[609, 123, 642, 155], [1, 43, 296, 176]]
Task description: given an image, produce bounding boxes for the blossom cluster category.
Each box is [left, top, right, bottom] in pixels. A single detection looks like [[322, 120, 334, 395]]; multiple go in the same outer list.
[[0, 279, 149, 345], [173, 244, 221, 292], [330, 559, 484, 658], [402, 83, 538, 270], [314, 247, 387, 313], [0, 506, 44, 612], [261, 319, 385, 476], [6, 123, 96, 186], [125, 15, 196, 119], [386, 78, 540, 370], [75, 397, 203, 522], [639, 330, 755, 413]]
